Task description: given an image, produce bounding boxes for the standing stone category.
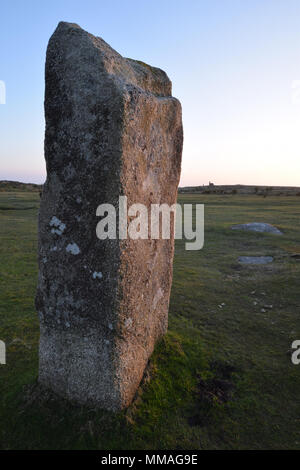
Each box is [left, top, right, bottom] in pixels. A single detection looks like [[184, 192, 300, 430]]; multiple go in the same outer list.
[[36, 22, 183, 410]]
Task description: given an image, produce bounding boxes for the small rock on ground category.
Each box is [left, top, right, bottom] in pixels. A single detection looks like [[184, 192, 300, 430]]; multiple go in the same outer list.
[[231, 223, 282, 235], [238, 256, 274, 265]]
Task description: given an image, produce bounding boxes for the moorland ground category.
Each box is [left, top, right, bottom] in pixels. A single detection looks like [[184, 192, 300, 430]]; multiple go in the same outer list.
[[0, 191, 299, 449]]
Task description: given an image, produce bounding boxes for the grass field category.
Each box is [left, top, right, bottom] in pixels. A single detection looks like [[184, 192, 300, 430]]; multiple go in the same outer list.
[[0, 191, 299, 450]]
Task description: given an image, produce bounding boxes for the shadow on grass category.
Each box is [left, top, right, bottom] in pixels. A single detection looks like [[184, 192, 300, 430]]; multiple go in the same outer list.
[[1, 332, 216, 450]]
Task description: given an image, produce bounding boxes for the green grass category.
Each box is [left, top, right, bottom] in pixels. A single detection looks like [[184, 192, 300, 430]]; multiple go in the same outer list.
[[0, 192, 300, 449]]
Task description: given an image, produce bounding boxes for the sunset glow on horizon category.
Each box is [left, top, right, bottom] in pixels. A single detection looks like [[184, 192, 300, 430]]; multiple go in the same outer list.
[[1, 0, 300, 187]]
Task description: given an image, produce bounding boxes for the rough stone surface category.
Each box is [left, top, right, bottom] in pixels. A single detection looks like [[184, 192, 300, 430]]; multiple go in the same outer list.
[[231, 223, 282, 235], [36, 22, 183, 410], [238, 256, 274, 265]]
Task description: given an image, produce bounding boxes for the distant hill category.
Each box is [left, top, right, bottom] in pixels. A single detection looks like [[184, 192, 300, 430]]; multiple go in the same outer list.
[[1, 180, 299, 196], [0, 180, 43, 192], [179, 184, 300, 196]]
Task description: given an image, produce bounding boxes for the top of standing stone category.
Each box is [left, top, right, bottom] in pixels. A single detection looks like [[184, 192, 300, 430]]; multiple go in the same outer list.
[[48, 21, 173, 97]]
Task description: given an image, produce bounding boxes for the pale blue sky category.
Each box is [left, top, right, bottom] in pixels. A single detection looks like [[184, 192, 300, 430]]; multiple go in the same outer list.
[[1, 0, 300, 186]]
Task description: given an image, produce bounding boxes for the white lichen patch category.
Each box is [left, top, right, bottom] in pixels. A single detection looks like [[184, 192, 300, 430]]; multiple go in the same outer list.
[[92, 271, 103, 279], [125, 317, 133, 328], [66, 243, 80, 255], [49, 216, 66, 235], [153, 288, 163, 309], [76, 197, 82, 204], [51, 228, 62, 235], [108, 323, 113, 330], [50, 246, 57, 252]]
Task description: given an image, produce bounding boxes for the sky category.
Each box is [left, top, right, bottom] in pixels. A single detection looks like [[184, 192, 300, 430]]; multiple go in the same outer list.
[[1, 0, 300, 187]]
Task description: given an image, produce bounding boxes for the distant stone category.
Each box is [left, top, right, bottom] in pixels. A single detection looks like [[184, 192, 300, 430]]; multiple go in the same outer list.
[[231, 223, 282, 235], [238, 256, 273, 265], [36, 22, 183, 411]]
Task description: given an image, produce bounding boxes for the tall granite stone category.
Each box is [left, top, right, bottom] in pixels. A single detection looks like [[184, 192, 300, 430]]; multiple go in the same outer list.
[[36, 22, 183, 410]]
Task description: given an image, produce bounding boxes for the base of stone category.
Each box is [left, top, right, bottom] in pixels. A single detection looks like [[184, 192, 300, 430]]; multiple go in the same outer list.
[[38, 323, 122, 410]]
